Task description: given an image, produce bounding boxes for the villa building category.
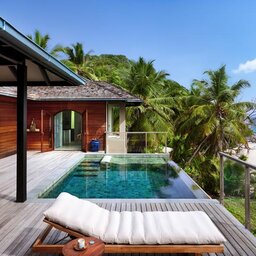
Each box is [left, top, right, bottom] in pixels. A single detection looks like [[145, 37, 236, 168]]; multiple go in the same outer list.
[[0, 81, 141, 158]]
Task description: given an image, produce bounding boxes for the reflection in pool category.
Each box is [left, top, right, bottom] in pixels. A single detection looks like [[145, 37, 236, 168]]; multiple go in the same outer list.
[[40, 156, 209, 199]]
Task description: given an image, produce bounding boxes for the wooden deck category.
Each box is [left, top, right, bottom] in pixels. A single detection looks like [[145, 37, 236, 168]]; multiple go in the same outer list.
[[0, 151, 256, 256]]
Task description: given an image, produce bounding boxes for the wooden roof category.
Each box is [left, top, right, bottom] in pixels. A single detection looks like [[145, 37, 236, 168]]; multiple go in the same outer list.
[[0, 80, 142, 105]]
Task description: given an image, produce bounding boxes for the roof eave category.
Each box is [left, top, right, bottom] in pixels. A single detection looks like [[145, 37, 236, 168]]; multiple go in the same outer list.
[[0, 91, 143, 105], [125, 99, 143, 106], [0, 17, 86, 86], [30, 97, 143, 103]]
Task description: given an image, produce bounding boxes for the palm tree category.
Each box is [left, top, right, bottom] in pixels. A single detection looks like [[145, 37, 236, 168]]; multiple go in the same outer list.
[[27, 30, 50, 50], [179, 65, 252, 159], [53, 42, 98, 80], [27, 30, 60, 57], [172, 65, 253, 194], [124, 57, 184, 152]]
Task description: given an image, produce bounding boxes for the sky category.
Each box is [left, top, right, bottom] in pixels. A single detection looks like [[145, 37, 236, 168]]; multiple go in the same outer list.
[[1, 0, 256, 101]]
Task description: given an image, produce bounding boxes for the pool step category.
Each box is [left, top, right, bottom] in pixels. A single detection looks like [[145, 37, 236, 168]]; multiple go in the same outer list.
[[80, 162, 100, 167], [80, 160, 101, 164], [75, 172, 98, 177], [77, 159, 101, 174], [101, 156, 112, 164], [83, 168, 99, 172], [77, 166, 100, 171]]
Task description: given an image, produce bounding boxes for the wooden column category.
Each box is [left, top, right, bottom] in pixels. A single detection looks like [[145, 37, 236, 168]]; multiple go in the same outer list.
[[119, 103, 126, 153], [41, 109, 44, 152], [82, 110, 88, 152], [16, 64, 27, 202]]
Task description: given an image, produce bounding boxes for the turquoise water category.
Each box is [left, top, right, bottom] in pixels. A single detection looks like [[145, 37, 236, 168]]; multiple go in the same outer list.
[[40, 156, 199, 199]]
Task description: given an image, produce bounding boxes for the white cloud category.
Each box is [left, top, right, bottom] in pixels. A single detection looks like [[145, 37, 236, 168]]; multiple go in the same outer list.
[[233, 59, 256, 74]]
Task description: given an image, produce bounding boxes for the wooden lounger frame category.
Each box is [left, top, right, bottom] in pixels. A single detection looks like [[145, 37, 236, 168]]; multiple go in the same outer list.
[[32, 218, 224, 255]]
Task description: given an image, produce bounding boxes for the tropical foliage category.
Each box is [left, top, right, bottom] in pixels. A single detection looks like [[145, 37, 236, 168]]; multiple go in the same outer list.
[[87, 54, 132, 87], [30, 29, 254, 195], [27, 30, 56, 55], [124, 57, 187, 152], [225, 198, 256, 235], [28, 30, 50, 49], [172, 66, 253, 194], [53, 42, 98, 80]]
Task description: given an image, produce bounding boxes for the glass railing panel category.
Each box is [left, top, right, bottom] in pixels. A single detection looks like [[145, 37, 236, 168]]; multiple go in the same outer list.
[[106, 131, 168, 154], [224, 158, 246, 226], [251, 170, 256, 234], [146, 132, 166, 153], [127, 133, 146, 153]]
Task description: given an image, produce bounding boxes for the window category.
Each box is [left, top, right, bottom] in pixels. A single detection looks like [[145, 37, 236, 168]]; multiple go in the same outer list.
[[108, 105, 120, 133]]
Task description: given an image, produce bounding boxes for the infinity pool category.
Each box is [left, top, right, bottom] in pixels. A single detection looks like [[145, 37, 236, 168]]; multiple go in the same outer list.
[[39, 156, 209, 199]]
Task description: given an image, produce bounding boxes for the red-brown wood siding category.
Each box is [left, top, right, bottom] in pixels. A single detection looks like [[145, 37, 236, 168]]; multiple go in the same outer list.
[[27, 101, 106, 151], [0, 96, 17, 158], [0, 96, 106, 158]]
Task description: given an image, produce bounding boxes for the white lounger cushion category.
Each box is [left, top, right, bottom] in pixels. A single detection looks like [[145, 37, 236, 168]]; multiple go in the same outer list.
[[44, 192, 226, 245]]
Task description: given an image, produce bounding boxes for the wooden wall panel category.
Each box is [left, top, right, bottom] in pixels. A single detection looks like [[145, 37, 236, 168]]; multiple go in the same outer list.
[[27, 101, 106, 151], [0, 96, 107, 157], [0, 96, 17, 158], [27, 107, 43, 151]]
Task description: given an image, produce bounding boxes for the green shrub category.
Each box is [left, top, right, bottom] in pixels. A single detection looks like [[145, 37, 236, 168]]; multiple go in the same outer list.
[[239, 154, 248, 161]]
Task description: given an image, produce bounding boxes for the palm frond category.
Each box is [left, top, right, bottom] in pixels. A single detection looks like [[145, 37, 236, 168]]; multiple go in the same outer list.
[[231, 80, 251, 91]]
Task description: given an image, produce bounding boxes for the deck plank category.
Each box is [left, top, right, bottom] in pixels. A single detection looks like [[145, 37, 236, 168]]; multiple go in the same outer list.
[[203, 202, 256, 255], [196, 203, 244, 256], [0, 151, 256, 256]]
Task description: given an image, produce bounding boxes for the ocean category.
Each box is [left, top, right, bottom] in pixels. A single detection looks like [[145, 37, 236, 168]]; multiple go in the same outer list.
[[252, 124, 256, 133]]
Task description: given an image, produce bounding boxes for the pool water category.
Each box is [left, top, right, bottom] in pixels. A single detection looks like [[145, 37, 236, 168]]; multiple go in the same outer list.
[[40, 156, 208, 199]]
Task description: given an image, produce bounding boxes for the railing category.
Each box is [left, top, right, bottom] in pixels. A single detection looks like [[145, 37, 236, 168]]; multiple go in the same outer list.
[[105, 131, 168, 154], [219, 152, 256, 230]]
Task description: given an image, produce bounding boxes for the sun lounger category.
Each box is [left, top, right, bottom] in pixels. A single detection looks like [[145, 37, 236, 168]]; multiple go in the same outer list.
[[33, 192, 226, 255]]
